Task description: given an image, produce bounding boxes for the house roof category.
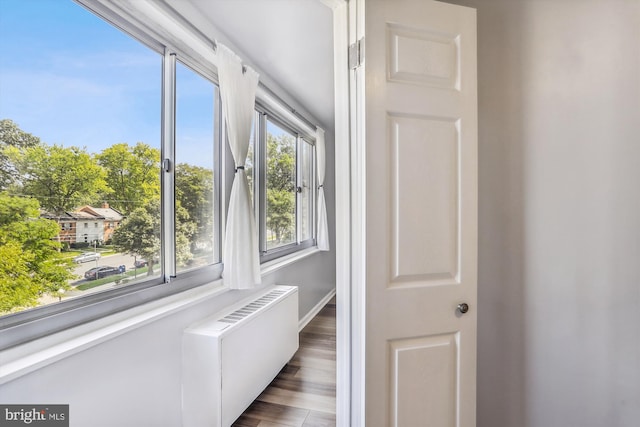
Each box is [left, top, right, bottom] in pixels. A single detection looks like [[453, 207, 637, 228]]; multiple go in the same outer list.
[[78, 205, 124, 221], [40, 211, 99, 220], [41, 205, 124, 222], [40, 211, 73, 221], [72, 211, 102, 220]]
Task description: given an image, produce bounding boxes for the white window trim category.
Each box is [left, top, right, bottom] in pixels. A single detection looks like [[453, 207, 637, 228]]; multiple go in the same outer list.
[[258, 115, 317, 262]]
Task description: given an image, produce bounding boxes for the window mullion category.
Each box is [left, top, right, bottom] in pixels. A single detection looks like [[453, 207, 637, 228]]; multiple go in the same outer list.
[[213, 86, 222, 264], [312, 143, 318, 243], [161, 50, 177, 280], [258, 113, 268, 254], [296, 136, 302, 244]]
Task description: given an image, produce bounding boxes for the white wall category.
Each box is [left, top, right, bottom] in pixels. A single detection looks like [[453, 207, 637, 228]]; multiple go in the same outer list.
[[447, 0, 640, 426], [0, 130, 336, 427]]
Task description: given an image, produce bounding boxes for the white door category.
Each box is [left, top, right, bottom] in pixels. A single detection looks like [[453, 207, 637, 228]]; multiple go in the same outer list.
[[350, 0, 477, 426]]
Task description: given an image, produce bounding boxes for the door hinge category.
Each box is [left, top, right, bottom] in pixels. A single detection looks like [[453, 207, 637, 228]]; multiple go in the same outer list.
[[349, 37, 365, 70]]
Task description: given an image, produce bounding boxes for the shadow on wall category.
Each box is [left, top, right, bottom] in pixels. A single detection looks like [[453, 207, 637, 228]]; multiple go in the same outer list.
[[447, 0, 530, 425]]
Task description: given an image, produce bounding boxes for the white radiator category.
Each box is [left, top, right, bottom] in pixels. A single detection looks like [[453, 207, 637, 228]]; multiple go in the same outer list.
[[182, 285, 299, 427]]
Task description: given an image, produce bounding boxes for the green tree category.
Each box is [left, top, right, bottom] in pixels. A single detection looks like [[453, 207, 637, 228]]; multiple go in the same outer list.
[[266, 187, 295, 244], [112, 199, 195, 275], [111, 202, 160, 275], [13, 144, 108, 214], [175, 202, 197, 267], [176, 163, 214, 250], [96, 142, 161, 215], [266, 133, 296, 192], [0, 119, 41, 190], [0, 193, 74, 313], [266, 133, 296, 245]]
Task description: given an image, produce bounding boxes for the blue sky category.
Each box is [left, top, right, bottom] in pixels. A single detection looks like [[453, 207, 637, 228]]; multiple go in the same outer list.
[[0, 0, 214, 168]]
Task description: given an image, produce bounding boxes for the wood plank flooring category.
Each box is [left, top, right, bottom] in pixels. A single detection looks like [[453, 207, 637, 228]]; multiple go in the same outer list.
[[232, 297, 336, 427]]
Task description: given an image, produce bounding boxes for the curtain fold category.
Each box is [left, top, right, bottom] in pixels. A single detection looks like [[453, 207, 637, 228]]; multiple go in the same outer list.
[[316, 128, 330, 251], [217, 44, 261, 289]]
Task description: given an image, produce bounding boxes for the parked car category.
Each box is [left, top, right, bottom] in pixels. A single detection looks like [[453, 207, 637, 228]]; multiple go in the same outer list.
[[73, 252, 101, 263], [134, 259, 148, 268], [84, 266, 119, 280]]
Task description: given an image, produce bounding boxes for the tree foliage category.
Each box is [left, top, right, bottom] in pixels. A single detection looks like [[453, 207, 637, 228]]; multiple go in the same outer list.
[[111, 201, 161, 275], [176, 163, 214, 250], [175, 202, 197, 267], [266, 187, 295, 244], [0, 193, 74, 312], [14, 144, 108, 214], [266, 133, 296, 245], [96, 142, 161, 215], [0, 119, 41, 190], [266, 133, 296, 192], [111, 199, 195, 275]]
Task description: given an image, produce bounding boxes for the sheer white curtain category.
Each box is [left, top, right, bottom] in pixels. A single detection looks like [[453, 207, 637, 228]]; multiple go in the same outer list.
[[316, 128, 330, 251], [217, 44, 261, 288]]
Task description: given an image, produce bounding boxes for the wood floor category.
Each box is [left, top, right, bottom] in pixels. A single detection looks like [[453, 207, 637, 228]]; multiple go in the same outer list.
[[232, 297, 336, 427]]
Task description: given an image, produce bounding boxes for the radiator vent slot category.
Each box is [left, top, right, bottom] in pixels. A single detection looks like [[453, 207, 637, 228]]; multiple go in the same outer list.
[[218, 289, 287, 324]]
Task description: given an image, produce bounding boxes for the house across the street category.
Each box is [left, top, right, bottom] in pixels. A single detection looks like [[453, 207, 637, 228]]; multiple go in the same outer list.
[[41, 202, 124, 245]]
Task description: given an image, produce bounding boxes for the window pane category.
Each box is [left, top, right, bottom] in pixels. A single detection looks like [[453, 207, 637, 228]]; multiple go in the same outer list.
[[0, 0, 161, 314], [175, 62, 216, 272], [299, 140, 314, 242], [245, 113, 258, 205], [265, 121, 296, 250]]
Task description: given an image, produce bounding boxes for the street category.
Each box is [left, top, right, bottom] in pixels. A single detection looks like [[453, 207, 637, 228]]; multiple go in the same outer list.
[[35, 253, 142, 306], [71, 253, 137, 284]]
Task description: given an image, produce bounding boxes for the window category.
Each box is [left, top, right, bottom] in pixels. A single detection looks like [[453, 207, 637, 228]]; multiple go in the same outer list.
[[0, 0, 319, 348], [0, 0, 163, 321], [250, 115, 316, 261], [265, 120, 297, 250], [298, 138, 315, 242], [175, 61, 218, 273]]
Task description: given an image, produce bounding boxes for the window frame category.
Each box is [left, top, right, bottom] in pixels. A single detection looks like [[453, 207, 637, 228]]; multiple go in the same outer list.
[[256, 114, 317, 262], [297, 136, 317, 245], [173, 58, 223, 275], [0, 0, 320, 350]]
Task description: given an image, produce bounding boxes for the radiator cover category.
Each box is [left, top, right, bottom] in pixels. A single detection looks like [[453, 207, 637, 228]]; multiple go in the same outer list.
[[182, 285, 299, 427]]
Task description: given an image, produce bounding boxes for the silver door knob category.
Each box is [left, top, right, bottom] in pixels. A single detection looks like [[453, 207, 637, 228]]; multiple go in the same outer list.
[[457, 303, 469, 314]]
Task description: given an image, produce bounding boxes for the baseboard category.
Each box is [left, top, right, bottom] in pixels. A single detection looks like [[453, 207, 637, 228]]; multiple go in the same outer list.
[[298, 288, 336, 332]]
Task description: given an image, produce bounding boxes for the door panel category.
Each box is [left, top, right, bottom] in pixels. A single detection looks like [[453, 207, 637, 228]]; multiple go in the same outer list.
[[387, 23, 460, 90], [390, 333, 458, 427], [358, 1, 477, 426], [389, 114, 459, 286]]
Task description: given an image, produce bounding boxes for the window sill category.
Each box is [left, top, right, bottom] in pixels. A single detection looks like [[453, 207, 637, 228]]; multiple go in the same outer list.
[[0, 281, 227, 386], [0, 245, 322, 385], [261, 246, 321, 276]]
